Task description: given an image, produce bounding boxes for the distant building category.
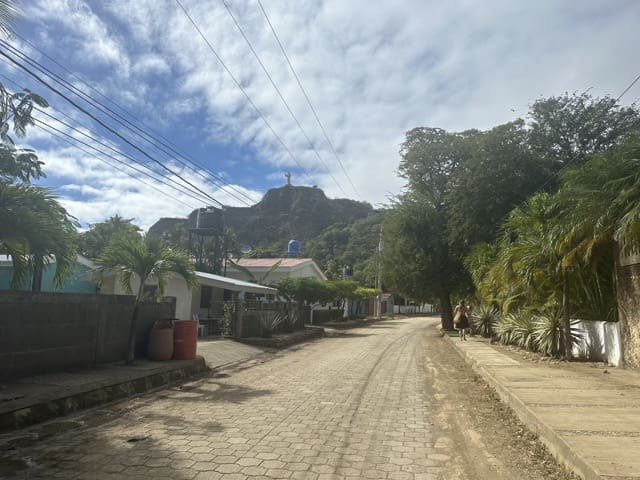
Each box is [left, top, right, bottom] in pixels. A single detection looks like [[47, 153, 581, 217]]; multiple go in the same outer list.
[[226, 258, 327, 284]]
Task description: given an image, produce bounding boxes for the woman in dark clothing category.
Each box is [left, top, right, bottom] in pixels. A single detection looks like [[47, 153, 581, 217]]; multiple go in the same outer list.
[[453, 300, 471, 341]]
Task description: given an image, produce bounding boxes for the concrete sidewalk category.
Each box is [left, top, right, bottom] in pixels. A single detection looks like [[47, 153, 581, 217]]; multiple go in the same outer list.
[[0, 338, 265, 432], [445, 333, 640, 480]]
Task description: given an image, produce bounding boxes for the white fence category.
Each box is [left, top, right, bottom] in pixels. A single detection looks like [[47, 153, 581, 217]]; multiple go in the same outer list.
[[572, 320, 622, 366]]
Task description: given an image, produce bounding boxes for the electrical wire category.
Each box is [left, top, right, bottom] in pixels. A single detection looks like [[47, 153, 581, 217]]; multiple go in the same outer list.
[[256, 0, 362, 199], [34, 108, 214, 205], [9, 33, 258, 207], [0, 69, 216, 206], [0, 46, 226, 208], [616, 73, 640, 102], [175, 0, 308, 175], [35, 121, 199, 210], [0, 41, 248, 207], [221, 0, 348, 198]]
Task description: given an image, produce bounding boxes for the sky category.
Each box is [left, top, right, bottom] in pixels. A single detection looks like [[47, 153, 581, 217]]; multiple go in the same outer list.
[[2, 0, 639, 231]]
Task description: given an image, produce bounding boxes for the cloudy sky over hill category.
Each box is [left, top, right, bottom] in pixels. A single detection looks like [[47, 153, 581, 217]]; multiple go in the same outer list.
[[2, 0, 639, 230]]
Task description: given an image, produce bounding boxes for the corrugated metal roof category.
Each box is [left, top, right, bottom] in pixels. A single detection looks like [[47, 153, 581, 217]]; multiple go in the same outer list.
[[196, 271, 277, 294]]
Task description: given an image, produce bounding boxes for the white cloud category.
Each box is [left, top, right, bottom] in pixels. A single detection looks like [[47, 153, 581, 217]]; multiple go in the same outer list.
[[5, 0, 640, 230]]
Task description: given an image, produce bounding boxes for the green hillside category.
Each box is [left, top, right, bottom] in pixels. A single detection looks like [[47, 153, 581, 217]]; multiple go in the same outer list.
[[148, 185, 381, 281]]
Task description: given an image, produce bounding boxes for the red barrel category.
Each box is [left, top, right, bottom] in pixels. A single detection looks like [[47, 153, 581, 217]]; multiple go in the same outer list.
[[173, 320, 198, 360]]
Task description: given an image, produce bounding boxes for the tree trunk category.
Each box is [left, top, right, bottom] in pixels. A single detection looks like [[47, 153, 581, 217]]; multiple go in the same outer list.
[[562, 271, 572, 362], [440, 290, 454, 330], [126, 302, 139, 365], [31, 257, 43, 292]]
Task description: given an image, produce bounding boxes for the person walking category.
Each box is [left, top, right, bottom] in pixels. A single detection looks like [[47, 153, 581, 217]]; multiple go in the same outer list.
[[453, 300, 471, 341]]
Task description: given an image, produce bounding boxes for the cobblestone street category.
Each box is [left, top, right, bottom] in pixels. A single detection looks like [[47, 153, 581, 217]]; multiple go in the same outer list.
[[1, 317, 568, 480]]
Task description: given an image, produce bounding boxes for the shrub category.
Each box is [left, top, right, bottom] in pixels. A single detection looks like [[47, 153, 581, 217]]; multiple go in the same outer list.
[[471, 304, 499, 338], [494, 311, 535, 350], [532, 309, 582, 358], [256, 310, 285, 338]]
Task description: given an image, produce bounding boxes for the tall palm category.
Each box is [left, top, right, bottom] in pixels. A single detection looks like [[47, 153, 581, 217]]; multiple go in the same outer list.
[[96, 236, 198, 364], [0, 0, 17, 39], [0, 182, 78, 289]]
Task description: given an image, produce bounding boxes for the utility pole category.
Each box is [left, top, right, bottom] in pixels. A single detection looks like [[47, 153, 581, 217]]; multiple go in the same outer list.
[[375, 224, 383, 319]]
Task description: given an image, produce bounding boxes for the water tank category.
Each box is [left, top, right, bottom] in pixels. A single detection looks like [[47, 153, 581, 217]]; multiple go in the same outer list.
[[195, 207, 224, 232], [287, 239, 301, 255]]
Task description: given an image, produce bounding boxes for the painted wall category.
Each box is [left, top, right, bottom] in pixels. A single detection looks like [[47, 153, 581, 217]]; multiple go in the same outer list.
[[572, 320, 622, 366], [99, 274, 194, 320], [0, 291, 175, 380], [0, 262, 97, 293]]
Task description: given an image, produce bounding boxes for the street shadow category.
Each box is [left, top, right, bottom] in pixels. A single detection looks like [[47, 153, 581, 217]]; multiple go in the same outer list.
[[325, 331, 374, 339], [160, 380, 273, 405], [2, 411, 200, 480]]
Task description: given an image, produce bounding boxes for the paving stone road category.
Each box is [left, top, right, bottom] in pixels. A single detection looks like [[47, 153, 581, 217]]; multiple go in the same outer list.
[[2, 317, 515, 479]]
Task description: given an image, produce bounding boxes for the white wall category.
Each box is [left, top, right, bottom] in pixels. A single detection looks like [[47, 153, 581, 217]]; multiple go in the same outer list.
[[572, 320, 622, 366], [99, 274, 194, 321]]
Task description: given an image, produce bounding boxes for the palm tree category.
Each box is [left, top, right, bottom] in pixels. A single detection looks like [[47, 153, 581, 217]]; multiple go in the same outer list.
[[96, 236, 198, 364], [553, 136, 640, 364], [0, 181, 78, 289], [0, 0, 17, 39]]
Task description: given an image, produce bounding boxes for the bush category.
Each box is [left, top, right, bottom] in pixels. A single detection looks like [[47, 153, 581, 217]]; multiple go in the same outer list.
[[494, 311, 535, 350], [531, 309, 582, 358], [256, 310, 286, 338], [471, 304, 499, 338]]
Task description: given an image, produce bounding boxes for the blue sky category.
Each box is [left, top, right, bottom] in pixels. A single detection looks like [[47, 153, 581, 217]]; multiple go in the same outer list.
[[2, 0, 639, 230]]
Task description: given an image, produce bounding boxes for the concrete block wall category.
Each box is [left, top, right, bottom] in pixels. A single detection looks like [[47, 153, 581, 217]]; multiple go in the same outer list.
[[0, 292, 175, 380]]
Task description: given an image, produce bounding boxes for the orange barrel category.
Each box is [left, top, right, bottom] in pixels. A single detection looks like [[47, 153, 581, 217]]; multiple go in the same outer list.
[[173, 320, 198, 360]]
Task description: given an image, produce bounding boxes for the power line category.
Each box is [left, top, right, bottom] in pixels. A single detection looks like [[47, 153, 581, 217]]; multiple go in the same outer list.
[[174, 0, 308, 176], [221, 0, 348, 198], [0, 40, 255, 207], [35, 121, 199, 210], [0, 46, 225, 208], [616, 73, 640, 102], [33, 107, 214, 206], [11, 32, 257, 207], [256, 0, 362, 199]]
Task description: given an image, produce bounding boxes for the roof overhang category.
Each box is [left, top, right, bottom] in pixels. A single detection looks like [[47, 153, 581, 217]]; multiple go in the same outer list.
[[196, 271, 277, 295]]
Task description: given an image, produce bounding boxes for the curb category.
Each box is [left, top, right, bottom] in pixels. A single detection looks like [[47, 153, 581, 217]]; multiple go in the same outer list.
[[444, 334, 602, 480], [0, 357, 208, 433]]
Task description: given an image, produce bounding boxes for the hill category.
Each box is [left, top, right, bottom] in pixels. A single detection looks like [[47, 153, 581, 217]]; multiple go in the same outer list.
[[148, 185, 373, 255]]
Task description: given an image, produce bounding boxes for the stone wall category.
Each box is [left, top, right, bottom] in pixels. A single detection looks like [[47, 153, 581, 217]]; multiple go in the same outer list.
[[616, 262, 640, 368], [0, 292, 175, 380]]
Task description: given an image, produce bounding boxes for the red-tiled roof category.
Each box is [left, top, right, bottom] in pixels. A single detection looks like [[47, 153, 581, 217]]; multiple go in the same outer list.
[[233, 258, 313, 268]]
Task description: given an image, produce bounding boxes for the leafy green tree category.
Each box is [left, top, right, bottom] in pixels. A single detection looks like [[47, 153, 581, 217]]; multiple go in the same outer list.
[[277, 277, 335, 306], [446, 120, 552, 248], [390, 127, 476, 328], [78, 215, 141, 259], [382, 192, 469, 330], [96, 236, 197, 364], [528, 91, 640, 169]]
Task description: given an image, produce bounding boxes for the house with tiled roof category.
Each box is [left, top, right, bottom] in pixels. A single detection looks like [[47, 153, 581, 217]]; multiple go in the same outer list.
[[225, 258, 327, 285]]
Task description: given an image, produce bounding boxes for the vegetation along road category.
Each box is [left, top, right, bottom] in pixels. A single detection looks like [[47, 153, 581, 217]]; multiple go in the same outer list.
[[2, 317, 576, 480]]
